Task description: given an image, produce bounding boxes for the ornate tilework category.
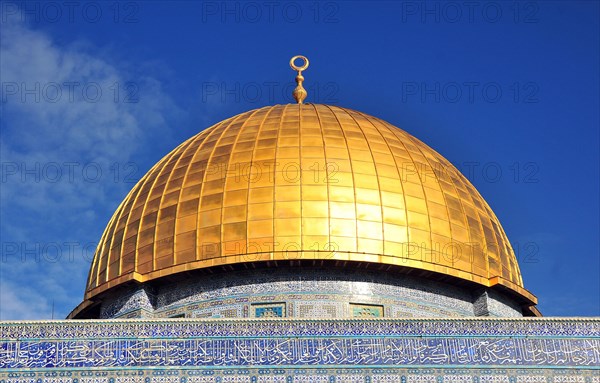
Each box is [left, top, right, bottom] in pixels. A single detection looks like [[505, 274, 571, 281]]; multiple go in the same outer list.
[[0, 318, 598, 381], [2, 336, 598, 369], [99, 286, 156, 319], [0, 368, 598, 382], [2, 318, 598, 340], [350, 303, 384, 318], [96, 268, 523, 319], [297, 303, 339, 318], [253, 302, 286, 318], [486, 290, 523, 318]]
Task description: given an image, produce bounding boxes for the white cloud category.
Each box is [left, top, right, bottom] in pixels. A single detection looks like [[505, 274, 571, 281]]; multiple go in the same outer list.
[[0, 280, 52, 320], [0, 13, 182, 319]]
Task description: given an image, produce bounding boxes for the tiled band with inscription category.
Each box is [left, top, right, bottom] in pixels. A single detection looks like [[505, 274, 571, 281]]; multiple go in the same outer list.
[[0, 318, 598, 380]]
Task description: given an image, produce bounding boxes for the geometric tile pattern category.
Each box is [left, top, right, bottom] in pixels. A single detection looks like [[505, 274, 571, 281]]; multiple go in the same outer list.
[[1, 369, 599, 382], [82, 104, 534, 309], [253, 302, 285, 317], [5, 317, 597, 339], [99, 269, 521, 319], [350, 303, 384, 318]]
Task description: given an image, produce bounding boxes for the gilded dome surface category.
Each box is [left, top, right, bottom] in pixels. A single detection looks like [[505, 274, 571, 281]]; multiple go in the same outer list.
[[85, 104, 536, 304]]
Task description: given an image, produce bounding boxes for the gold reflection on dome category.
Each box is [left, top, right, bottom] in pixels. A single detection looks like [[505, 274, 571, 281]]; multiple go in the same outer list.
[[85, 104, 536, 304]]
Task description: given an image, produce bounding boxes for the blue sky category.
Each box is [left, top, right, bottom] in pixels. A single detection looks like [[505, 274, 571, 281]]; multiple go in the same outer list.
[[0, 1, 598, 319]]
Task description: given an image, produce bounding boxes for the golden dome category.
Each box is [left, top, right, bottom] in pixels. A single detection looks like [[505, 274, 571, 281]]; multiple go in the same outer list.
[[85, 104, 536, 305]]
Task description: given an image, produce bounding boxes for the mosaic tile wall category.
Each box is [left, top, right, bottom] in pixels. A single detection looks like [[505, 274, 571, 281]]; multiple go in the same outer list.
[[100, 286, 156, 319], [97, 269, 522, 319], [2, 368, 599, 382], [486, 290, 524, 318], [0, 318, 598, 381]]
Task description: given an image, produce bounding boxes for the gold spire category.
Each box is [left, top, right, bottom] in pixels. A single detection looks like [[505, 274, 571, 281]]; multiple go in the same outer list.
[[290, 55, 309, 104]]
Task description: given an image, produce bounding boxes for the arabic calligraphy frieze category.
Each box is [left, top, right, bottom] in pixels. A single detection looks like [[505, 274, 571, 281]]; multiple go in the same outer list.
[[1, 336, 599, 369]]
